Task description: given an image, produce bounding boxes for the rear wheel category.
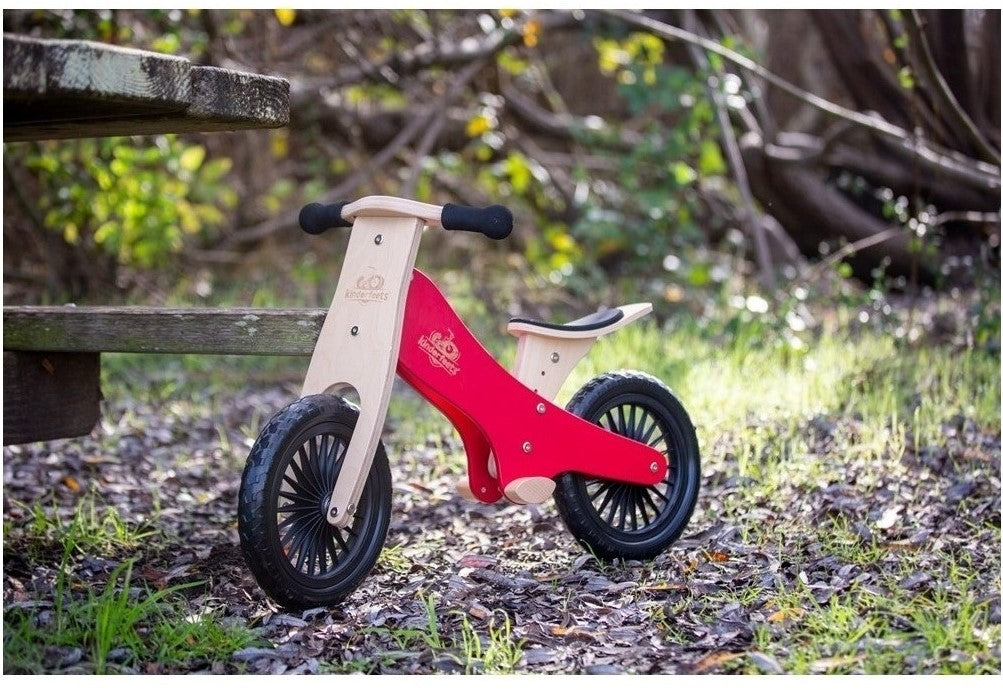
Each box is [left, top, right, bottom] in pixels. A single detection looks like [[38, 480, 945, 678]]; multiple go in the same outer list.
[[238, 394, 391, 608], [554, 372, 700, 560]]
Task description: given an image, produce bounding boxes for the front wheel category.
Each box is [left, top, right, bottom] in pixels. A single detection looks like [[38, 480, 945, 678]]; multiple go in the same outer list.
[[554, 372, 700, 561], [238, 394, 392, 609]]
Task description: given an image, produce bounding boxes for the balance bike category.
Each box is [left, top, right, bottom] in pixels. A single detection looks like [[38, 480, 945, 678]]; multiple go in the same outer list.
[[237, 196, 700, 608]]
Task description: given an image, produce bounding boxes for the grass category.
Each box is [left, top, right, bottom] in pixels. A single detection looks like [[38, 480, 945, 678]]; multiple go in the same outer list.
[[12, 493, 159, 560], [3, 549, 260, 674], [6, 276, 999, 674], [360, 593, 524, 674]]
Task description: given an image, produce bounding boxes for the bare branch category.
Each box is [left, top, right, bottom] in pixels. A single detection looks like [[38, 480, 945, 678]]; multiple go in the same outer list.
[[901, 9, 1000, 165], [402, 57, 487, 198], [304, 11, 581, 90], [681, 9, 774, 289], [602, 9, 1001, 191], [932, 210, 1001, 227], [221, 57, 489, 249], [805, 228, 904, 283]]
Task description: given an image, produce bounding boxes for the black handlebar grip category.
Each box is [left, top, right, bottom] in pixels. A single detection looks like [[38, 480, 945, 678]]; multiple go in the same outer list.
[[440, 203, 513, 240], [299, 202, 352, 234]]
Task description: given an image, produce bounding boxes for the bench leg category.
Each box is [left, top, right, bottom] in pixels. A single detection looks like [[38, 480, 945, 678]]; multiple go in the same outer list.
[[3, 351, 101, 445]]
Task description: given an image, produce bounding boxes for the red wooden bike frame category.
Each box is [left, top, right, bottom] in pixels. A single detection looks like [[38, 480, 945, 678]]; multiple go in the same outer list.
[[397, 269, 667, 503], [298, 196, 666, 528]]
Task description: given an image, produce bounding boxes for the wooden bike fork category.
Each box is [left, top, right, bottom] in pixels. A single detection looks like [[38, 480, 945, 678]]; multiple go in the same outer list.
[[301, 214, 423, 528]]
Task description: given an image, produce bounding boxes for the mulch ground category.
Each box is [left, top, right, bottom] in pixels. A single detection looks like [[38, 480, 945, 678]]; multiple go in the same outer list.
[[3, 381, 1000, 674]]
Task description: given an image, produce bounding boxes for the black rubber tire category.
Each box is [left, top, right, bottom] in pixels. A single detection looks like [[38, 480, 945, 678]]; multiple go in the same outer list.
[[238, 394, 391, 609], [554, 371, 700, 561]]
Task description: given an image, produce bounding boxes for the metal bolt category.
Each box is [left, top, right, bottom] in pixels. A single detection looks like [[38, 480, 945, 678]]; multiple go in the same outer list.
[[329, 506, 339, 518], [347, 503, 356, 515], [350, 326, 359, 336], [550, 352, 560, 363], [650, 462, 659, 473], [522, 441, 532, 453], [536, 403, 545, 414], [374, 234, 383, 245], [480, 487, 487, 494]]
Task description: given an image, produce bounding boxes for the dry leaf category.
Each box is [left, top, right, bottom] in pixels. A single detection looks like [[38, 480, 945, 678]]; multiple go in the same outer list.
[[467, 604, 491, 620], [690, 651, 743, 673], [767, 607, 805, 623], [549, 625, 596, 640], [809, 655, 863, 672], [62, 476, 81, 492], [875, 505, 901, 529], [707, 551, 729, 562]]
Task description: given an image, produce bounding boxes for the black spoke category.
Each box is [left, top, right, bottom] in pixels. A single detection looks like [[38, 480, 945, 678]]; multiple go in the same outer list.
[[277, 502, 316, 515], [290, 446, 319, 496], [595, 483, 618, 520], [643, 484, 664, 509], [282, 469, 313, 501], [332, 527, 350, 552], [588, 481, 613, 501], [278, 490, 313, 509], [282, 511, 320, 550], [304, 437, 326, 495], [603, 410, 618, 433], [641, 489, 661, 518], [639, 415, 659, 444], [615, 489, 628, 530], [325, 532, 341, 568], [315, 435, 331, 490]]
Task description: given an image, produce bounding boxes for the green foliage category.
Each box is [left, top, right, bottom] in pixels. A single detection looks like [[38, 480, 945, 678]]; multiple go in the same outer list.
[[19, 135, 234, 269], [566, 32, 725, 283]]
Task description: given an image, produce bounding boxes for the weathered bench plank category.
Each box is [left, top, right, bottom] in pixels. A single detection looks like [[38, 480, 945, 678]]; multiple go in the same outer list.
[[3, 307, 326, 356], [3, 33, 289, 141]]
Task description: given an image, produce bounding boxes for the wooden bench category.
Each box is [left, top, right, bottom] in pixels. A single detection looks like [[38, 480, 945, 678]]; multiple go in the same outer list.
[[3, 307, 326, 444], [3, 34, 294, 444], [3, 33, 288, 140]]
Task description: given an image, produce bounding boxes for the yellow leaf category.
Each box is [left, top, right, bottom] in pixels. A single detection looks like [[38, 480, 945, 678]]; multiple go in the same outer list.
[[179, 145, 205, 172], [63, 223, 79, 245], [691, 651, 743, 674], [767, 607, 805, 623], [63, 476, 81, 492], [523, 19, 540, 47], [466, 114, 491, 138], [274, 8, 296, 26], [664, 284, 685, 303], [270, 131, 289, 158]]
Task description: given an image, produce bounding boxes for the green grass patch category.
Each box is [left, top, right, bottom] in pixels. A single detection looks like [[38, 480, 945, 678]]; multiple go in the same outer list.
[[361, 592, 524, 674], [11, 494, 159, 560], [3, 555, 259, 674]]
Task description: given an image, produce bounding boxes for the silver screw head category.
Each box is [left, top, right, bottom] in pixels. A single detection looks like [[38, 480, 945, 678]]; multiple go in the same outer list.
[[536, 403, 545, 414], [347, 503, 356, 515], [329, 506, 339, 517], [550, 352, 560, 363], [522, 441, 532, 453], [375, 234, 383, 245], [650, 462, 659, 473]]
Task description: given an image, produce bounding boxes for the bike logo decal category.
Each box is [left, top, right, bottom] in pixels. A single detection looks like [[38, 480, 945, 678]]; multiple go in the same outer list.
[[345, 269, 390, 303], [418, 329, 461, 376]]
